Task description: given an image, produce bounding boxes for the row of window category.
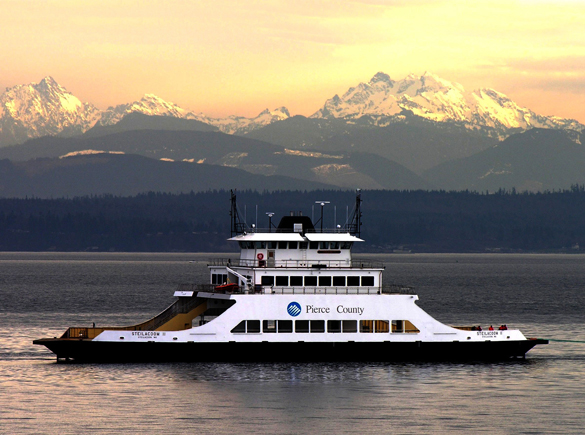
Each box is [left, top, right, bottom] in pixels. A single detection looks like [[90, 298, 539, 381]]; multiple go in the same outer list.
[[239, 241, 353, 250], [231, 319, 419, 334], [211, 274, 229, 285], [261, 275, 375, 287]]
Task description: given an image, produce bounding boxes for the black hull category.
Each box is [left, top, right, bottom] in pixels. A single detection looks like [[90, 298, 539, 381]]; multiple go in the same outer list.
[[33, 338, 548, 363]]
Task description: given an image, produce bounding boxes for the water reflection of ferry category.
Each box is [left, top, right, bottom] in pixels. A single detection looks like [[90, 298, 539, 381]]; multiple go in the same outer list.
[[34, 191, 547, 362]]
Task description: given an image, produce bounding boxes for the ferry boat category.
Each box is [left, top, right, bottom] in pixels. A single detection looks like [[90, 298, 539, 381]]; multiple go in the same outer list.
[[34, 191, 547, 362]]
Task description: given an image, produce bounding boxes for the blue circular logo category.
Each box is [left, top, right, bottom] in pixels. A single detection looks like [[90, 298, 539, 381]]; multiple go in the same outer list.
[[287, 302, 302, 317]]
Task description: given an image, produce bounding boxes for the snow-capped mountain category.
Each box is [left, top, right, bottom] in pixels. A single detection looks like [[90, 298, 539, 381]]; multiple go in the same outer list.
[[97, 94, 192, 126], [194, 107, 291, 135], [1, 74, 583, 148], [0, 77, 290, 146], [311, 72, 584, 137], [0, 77, 100, 146], [97, 95, 290, 135]]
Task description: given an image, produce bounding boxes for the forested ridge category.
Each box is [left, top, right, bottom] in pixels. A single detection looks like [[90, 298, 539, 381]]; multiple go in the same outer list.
[[1, 187, 585, 252]]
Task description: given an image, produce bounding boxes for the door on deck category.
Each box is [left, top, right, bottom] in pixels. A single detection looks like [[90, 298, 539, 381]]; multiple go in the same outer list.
[[267, 250, 275, 267]]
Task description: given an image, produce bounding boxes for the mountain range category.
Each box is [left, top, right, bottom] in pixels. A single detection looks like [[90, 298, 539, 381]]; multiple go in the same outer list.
[[2, 73, 583, 148], [0, 73, 584, 196], [311, 72, 583, 138]]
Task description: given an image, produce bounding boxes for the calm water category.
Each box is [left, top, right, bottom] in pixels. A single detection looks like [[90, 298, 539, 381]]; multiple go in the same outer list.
[[1, 252, 584, 434]]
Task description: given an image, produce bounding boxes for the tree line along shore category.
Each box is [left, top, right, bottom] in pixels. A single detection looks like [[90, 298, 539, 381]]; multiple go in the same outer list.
[[1, 187, 584, 253]]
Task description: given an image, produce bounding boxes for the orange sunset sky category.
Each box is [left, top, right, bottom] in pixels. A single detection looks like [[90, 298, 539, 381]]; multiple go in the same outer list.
[[1, 0, 584, 122]]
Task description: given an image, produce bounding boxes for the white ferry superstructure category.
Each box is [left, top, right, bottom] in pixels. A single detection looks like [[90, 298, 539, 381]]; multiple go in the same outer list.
[[34, 191, 547, 362]]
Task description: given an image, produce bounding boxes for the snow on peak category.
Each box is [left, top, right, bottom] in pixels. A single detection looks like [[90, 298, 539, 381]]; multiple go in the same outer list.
[[310, 72, 584, 136], [194, 106, 292, 135], [0, 76, 100, 145], [98, 94, 187, 126]]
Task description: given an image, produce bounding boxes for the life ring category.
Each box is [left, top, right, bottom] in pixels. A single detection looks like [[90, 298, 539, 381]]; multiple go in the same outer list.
[[257, 253, 264, 260]]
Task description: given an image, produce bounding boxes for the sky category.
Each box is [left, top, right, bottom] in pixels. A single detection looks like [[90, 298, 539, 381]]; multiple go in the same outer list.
[[1, 0, 584, 122]]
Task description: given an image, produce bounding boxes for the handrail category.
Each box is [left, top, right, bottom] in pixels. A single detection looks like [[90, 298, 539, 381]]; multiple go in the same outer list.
[[208, 258, 385, 269], [196, 283, 413, 295], [236, 227, 355, 234]]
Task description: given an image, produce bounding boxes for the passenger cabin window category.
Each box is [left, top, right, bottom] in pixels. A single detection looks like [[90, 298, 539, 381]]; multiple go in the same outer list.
[[212, 274, 228, 285], [263, 320, 276, 333], [343, 320, 357, 333], [278, 241, 287, 249], [295, 320, 309, 333], [231, 320, 245, 333], [267, 242, 277, 249], [232, 319, 392, 334], [309, 242, 318, 249], [288, 241, 298, 249], [290, 276, 303, 286], [341, 242, 352, 249], [299, 242, 308, 249], [333, 276, 346, 286], [278, 320, 293, 333], [360, 320, 390, 333], [361, 276, 375, 286], [231, 320, 261, 333], [347, 276, 360, 286], [261, 276, 274, 286], [375, 320, 390, 333], [318, 276, 331, 286], [247, 320, 261, 333], [328, 320, 341, 333], [275, 276, 288, 286], [254, 241, 266, 249], [310, 320, 325, 333], [304, 276, 317, 286], [392, 320, 420, 333]]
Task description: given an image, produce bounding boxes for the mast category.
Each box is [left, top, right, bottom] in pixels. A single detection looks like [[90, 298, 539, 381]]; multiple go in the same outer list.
[[230, 190, 247, 236], [346, 189, 362, 237]]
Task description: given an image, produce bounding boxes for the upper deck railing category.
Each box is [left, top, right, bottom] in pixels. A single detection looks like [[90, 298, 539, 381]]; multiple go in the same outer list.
[[177, 283, 413, 296], [208, 258, 385, 269], [234, 227, 357, 234]]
